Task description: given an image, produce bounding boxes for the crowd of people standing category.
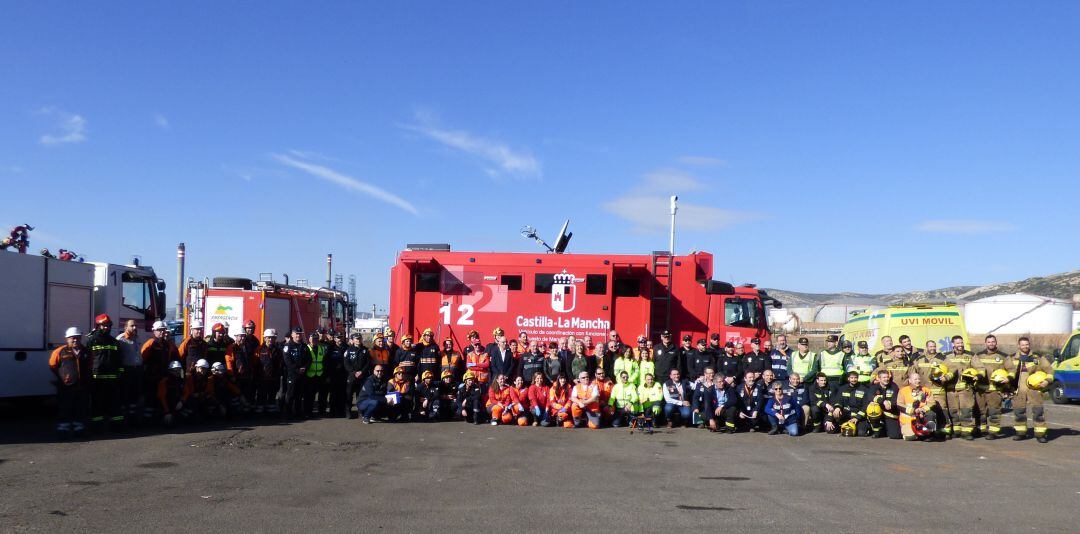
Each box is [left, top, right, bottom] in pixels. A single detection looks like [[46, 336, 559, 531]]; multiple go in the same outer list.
[[49, 318, 1056, 444]]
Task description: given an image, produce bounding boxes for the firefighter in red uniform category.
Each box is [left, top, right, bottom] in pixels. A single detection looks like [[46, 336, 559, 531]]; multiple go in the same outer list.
[[140, 320, 180, 420], [179, 359, 218, 421], [157, 361, 186, 425], [49, 327, 91, 438], [509, 375, 530, 426], [179, 320, 209, 372]]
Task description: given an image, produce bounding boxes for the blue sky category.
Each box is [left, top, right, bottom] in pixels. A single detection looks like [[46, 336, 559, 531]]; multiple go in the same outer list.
[[2, 2, 1078, 310]]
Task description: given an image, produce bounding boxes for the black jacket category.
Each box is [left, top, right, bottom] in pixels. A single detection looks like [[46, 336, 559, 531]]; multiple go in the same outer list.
[[343, 345, 371, 382], [358, 375, 388, 401], [831, 383, 867, 414], [808, 383, 834, 411], [394, 346, 419, 380], [653, 343, 681, 384], [735, 381, 764, 415], [685, 349, 714, 381], [86, 329, 122, 375], [716, 353, 741, 380], [416, 342, 441, 378], [519, 352, 545, 383], [863, 382, 899, 417], [738, 352, 768, 379], [282, 341, 312, 380], [693, 383, 735, 415], [487, 344, 517, 381], [543, 357, 564, 384]]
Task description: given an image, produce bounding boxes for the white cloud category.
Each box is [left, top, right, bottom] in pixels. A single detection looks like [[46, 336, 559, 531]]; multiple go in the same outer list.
[[38, 107, 87, 145], [916, 219, 1016, 234], [399, 112, 540, 178], [272, 153, 418, 216], [676, 155, 727, 167], [642, 168, 708, 192], [605, 170, 763, 233], [153, 113, 170, 130]]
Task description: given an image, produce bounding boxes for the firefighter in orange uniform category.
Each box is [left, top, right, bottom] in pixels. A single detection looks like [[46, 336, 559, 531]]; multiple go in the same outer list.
[[49, 327, 92, 438], [485, 374, 516, 425], [179, 320, 209, 372], [548, 374, 574, 428], [570, 371, 602, 429], [369, 333, 392, 370], [140, 320, 180, 420], [898, 372, 939, 441], [440, 338, 463, 384], [594, 367, 615, 426], [466, 333, 491, 386]]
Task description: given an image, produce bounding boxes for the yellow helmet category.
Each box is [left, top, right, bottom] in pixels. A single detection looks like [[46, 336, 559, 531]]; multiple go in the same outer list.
[[840, 419, 858, 437], [961, 367, 981, 382], [990, 368, 1011, 385], [930, 363, 949, 382], [1026, 370, 1050, 391], [865, 402, 883, 419]]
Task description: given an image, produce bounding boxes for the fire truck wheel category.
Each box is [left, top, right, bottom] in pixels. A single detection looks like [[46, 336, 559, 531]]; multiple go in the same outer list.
[[212, 277, 253, 289]]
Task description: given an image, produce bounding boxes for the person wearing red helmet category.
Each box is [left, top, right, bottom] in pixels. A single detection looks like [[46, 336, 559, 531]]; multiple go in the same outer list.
[[241, 320, 259, 355], [86, 314, 125, 430]]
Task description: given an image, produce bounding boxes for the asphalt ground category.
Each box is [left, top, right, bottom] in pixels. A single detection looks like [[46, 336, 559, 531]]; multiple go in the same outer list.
[[2, 403, 1079, 533]]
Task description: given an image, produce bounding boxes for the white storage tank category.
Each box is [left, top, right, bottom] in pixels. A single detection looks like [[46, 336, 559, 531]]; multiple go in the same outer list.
[[964, 293, 1073, 335]]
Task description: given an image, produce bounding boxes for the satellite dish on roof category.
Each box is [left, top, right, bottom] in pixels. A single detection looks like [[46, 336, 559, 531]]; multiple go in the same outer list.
[[552, 219, 572, 254]]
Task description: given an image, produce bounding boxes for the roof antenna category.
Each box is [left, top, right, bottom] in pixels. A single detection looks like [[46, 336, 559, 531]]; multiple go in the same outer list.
[[520, 225, 553, 252]]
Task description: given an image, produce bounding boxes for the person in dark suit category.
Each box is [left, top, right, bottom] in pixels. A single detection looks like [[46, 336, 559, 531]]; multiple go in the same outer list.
[[487, 333, 517, 382]]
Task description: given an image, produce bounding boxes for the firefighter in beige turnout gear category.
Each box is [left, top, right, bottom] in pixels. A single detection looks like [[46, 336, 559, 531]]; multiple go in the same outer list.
[[971, 334, 1010, 440], [943, 336, 976, 440], [1004, 337, 1053, 443]]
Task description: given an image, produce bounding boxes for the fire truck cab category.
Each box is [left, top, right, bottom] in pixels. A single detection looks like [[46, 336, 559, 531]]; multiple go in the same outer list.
[[390, 245, 779, 351], [185, 277, 353, 339]]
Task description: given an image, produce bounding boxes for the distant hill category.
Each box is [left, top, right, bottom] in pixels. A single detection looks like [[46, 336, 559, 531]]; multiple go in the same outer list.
[[766, 269, 1080, 307]]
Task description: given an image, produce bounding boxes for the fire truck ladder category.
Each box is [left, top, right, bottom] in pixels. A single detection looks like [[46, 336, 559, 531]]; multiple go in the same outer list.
[[649, 251, 673, 339]]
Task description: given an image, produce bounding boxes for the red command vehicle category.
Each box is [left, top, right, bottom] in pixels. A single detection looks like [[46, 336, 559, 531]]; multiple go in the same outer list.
[[185, 277, 352, 339], [389, 245, 780, 351]]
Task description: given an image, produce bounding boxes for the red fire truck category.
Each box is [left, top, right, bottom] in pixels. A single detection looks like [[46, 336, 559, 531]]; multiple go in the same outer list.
[[389, 244, 780, 352], [185, 277, 353, 338]]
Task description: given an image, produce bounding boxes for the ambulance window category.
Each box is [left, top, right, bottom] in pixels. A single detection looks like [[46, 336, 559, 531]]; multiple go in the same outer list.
[[500, 275, 522, 291], [586, 274, 607, 295], [415, 272, 439, 292], [1065, 335, 1080, 359], [613, 277, 640, 297], [534, 274, 555, 293]]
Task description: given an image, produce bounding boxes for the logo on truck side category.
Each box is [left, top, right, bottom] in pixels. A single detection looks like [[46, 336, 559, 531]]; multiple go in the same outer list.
[[551, 271, 577, 313]]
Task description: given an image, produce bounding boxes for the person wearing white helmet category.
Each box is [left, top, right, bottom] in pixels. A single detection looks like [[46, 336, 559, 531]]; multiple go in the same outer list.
[[180, 359, 215, 421], [180, 320, 209, 373], [253, 329, 284, 416], [141, 320, 180, 421], [158, 361, 186, 426], [226, 329, 256, 412], [49, 327, 91, 438], [210, 361, 244, 417]]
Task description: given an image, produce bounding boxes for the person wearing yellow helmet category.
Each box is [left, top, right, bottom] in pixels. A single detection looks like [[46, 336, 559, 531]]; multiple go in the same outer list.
[[388, 366, 415, 422], [943, 335, 976, 440], [971, 334, 1010, 440], [394, 334, 419, 382], [416, 370, 443, 422], [861, 370, 901, 439], [454, 371, 485, 424], [908, 340, 949, 439], [1004, 337, 1054, 443]]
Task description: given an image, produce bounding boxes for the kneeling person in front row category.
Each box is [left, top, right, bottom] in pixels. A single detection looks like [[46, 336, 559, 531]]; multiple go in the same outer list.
[[861, 370, 901, 439], [764, 382, 800, 436], [735, 370, 764, 432]]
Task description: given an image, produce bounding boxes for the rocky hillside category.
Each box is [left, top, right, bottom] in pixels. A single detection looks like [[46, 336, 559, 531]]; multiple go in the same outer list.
[[766, 269, 1079, 306]]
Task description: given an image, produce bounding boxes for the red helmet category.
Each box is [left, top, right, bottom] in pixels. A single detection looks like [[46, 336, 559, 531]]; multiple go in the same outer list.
[[212, 322, 225, 333], [243, 320, 256, 329], [94, 314, 112, 326]]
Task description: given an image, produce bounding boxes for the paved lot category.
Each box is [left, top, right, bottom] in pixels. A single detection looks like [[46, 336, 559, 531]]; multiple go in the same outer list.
[[2, 404, 1079, 532]]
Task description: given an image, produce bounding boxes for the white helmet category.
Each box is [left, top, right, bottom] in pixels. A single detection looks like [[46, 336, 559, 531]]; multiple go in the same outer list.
[[64, 326, 82, 338], [211, 362, 226, 374], [263, 328, 277, 338], [190, 320, 204, 330], [195, 359, 210, 369], [168, 360, 183, 371], [152, 320, 169, 331]]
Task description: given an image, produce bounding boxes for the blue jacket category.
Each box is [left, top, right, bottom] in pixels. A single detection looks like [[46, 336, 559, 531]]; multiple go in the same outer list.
[[765, 395, 800, 425]]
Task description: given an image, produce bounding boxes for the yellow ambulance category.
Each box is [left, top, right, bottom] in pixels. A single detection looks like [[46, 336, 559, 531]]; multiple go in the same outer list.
[[841, 303, 969, 354]]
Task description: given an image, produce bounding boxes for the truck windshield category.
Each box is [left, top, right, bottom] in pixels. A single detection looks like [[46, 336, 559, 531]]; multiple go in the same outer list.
[[121, 272, 153, 313], [724, 298, 760, 329]]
